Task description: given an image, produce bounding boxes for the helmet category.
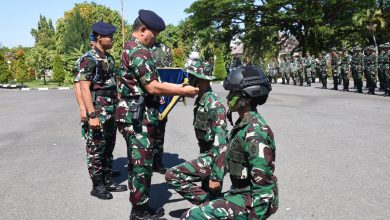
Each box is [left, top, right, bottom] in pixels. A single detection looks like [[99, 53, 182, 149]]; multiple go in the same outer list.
[[223, 65, 271, 98], [185, 58, 215, 80]]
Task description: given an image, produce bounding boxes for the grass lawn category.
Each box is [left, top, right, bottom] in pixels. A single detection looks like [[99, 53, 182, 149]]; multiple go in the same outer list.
[[23, 80, 74, 89]]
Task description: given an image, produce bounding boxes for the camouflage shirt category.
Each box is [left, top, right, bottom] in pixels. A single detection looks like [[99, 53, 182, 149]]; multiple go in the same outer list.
[[225, 111, 277, 215], [193, 88, 228, 182], [116, 36, 161, 124], [151, 42, 173, 67], [74, 49, 117, 123]]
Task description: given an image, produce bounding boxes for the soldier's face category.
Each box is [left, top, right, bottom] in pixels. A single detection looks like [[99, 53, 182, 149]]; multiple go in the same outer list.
[[98, 35, 114, 49], [141, 27, 159, 48]]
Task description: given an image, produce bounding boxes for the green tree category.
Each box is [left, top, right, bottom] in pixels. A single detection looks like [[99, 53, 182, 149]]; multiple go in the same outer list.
[[61, 8, 90, 54], [0, 51, 12, 83], [172, 47, 186, 68], [25, 46, 54, 85], [214, 48, 227, 80], [353, 8, 386, 56], [30, 15, 56, 50], [12, 49, 29, 85], [52, 54, 65, 85]]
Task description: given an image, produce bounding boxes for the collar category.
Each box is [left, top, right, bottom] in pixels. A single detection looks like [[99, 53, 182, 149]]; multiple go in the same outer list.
[[195, 86, 213, 105], [236, 111, 257, 128]]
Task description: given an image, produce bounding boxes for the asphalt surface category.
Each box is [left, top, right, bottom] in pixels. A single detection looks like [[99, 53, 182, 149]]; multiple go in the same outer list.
[[0, 82, 389, 220]]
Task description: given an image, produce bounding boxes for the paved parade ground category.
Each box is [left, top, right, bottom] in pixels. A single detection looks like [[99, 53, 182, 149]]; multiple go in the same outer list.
[[0, 82, 389, 220]]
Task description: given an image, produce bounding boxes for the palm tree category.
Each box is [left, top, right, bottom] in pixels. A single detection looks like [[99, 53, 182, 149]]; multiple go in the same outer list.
[[352, 9, 386, 61]]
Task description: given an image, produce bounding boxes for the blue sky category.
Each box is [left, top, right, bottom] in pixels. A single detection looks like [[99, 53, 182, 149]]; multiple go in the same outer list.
[[0, 0, 194, 48]]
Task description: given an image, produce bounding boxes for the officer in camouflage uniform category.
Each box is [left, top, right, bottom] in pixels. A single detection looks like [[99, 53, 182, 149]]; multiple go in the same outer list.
[[383, 42, 390, 96], [182, 65, 278, 220], [165, 59, 228, 205], [297, 52, 305, 86], [115, 10, 198, 219], [351, 47, 365, 93], [340, 47, 350, 91], [76, 21, 127, 200], [377, 44, 385, 92], [365, 46, 377, 95], [304, 52, 312, 86], [150, 42, 173, 174], [290, 53, 299, 85], [330, 47, 339, 90], [320, 51, 328, 89]]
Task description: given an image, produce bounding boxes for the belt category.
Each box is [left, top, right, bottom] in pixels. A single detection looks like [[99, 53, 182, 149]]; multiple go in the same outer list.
[[94, 89, 117, 98]]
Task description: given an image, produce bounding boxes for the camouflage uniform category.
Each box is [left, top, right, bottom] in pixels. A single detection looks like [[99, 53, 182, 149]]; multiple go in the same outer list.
[[330, 49, 339, 90], [365, 47, 377, 94], [320, 52, 328, 89], [75, 49, 117, 184], [351, 48, 364, 93], [290, 56, 299, 85], [182, 111, 278, 220], [305, 55, 313, 86], [166, 59, 228, 204], [297, 55, 304, 86], [383, 43, 390, 96], [340, 50, 350, 91], [150, 42, 173, 173], [116, 36, 161, 207], [378, 45, 385, 92]]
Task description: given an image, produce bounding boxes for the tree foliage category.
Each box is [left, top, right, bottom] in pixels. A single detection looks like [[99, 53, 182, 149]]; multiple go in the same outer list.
[[30, 15, 56, 50], [0, 51, 12, 83], [214, 48, 227, 80], [52, 54, 65, 85]]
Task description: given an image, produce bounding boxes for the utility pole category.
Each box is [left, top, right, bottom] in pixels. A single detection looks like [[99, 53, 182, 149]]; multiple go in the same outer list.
[[121, 0, 125, 48]]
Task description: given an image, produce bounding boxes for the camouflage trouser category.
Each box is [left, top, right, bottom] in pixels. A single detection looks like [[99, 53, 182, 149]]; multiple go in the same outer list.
[[366, 68, 377, 93], [385, 68, 390, 93], [378, 68, 385, 90], [181, 189, 278, 220], [117, 118, 156, 206], [298, 70, 304, 86], [289, 71, 297, 85], [321, 70, 328, 87], [340, 68, 349, 90], [332, 69, 339, 88], [84, 116, 116, 179], [153, 117, 167, 166], [305, 68, 312, 85], [165, 154, 222, 205]]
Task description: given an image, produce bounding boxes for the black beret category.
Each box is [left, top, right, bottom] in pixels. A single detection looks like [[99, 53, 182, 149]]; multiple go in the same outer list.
[[92, 21, 116, 36], [138, 9, 166, 32]]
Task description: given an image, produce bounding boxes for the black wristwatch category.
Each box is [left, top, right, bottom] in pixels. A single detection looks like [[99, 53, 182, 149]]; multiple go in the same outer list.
[[87, 111, 97, 119]]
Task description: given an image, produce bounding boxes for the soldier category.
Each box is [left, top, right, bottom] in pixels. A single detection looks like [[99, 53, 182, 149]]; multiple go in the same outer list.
[[378, 44, 385, 92], [297, 51, 305, 86], [279, 54, 286, 84], [329, 47, 339, 90], [290, 53, 299, 85], [304, 52, 313, 87], [116, 10, 198, 219], [365, 46, 377, 95], [150, 42, 173, 174], [76, 21, 128, 200], [315, 54, 322, 83], [165, 59, 228, 206], [320, 51, 328, 89], [383, 42, 390, 96], [351, 47, 365, 93], [181, 65, 278, 220], [340, 47, 350, 91]]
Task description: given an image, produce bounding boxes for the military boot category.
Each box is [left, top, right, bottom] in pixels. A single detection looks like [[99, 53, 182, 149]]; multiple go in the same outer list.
[[152, 152, 167, 174], [130, 205, 165, 220], [91, 176, 113, 200], [104, 171, 128, 192]]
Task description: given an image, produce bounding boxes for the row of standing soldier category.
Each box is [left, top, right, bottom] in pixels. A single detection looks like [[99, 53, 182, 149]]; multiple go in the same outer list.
[[267, 43, 390, 96]]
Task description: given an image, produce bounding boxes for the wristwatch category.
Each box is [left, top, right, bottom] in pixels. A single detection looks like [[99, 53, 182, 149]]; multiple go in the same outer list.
[[87, 111, 97, 119]]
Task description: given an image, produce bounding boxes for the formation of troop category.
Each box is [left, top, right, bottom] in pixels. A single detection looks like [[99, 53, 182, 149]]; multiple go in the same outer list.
[[73, 9, 278, 220], [267, 44, 390, 96]]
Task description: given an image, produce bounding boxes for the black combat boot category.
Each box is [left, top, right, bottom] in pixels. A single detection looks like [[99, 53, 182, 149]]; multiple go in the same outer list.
[[152, 153, 167, 174], [104, 171, 128, 192], [130, 204, 165, 220], [91, 176, 113, 200]]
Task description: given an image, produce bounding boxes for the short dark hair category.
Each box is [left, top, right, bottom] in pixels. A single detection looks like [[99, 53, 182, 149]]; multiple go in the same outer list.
[[133, 18, 144, 31]]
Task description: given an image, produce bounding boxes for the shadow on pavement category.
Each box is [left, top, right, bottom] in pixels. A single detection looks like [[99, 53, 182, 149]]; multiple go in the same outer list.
[[112, 157, 128, 184], [163, 152, 186, 168], [169, 208, 190, 218]]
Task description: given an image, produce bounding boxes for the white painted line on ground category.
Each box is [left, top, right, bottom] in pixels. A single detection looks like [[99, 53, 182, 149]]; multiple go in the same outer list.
[[58, 87, 70, 90], [37, 88, 49, 90], [11, 85, 17, 88], [21, 88, 30, 91]]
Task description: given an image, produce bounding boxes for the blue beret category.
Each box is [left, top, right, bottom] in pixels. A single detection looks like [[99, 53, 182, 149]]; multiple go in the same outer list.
[[138, 9, 166, 32], [92, 21, 116, 36], [89, 33, 95, 41]]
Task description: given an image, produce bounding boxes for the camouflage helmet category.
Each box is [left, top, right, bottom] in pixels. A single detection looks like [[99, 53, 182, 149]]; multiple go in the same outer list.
[[185, 58, 215, 80], [331, 47, 337, 51]]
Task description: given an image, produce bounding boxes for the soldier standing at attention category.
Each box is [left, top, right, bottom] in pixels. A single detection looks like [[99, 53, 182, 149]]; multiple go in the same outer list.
[[365, 46, 377, 95], [77, 21, 128, 200], [340, 47, 350, 91], [115, 10, 198, 219], [304, 52, 312, 87], [182, 65, 278, 220], [330, 47, 339, 90], [320, 51, 328, 89], [150, 42, 173, 174], [383, 42, 390, 97], [377, 44, 385, 92], [165, 59, 228, 206], [352, 47, 365, 93]]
